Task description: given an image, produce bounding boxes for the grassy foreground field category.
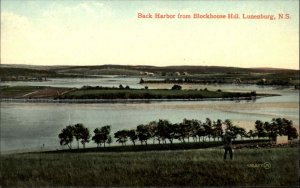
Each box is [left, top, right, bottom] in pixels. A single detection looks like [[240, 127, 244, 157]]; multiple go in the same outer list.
[[1, 147, 298, 187]]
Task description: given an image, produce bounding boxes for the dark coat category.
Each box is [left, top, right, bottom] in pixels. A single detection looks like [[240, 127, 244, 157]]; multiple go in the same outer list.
[[223, 133, 232, 148]]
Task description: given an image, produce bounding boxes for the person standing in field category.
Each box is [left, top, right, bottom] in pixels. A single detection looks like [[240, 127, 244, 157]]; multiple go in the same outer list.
[[223, 131, 233, 160]]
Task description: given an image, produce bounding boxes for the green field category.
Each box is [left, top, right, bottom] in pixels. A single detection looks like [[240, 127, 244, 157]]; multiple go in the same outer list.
[[1, 147, 298, 187], [62, 87, 261, 100], [0, 86, 47, 98]]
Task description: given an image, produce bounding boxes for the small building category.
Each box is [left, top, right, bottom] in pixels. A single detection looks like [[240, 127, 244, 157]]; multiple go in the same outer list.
[[276, 136, 288, 144], [174, 72, 181, 76]]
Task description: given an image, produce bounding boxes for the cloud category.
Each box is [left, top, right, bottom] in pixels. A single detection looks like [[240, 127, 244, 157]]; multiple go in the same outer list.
[[1, 1, 299, 69]]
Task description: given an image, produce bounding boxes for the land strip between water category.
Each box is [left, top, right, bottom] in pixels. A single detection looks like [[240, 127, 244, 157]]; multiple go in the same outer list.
[[0, 85, 278, 103]]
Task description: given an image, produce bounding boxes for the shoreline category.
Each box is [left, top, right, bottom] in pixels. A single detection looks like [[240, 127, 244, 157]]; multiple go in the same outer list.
[[0, 95, 274, 104]]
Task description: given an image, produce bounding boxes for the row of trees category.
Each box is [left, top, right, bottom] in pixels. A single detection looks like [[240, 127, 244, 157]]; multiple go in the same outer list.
[[58, 118, 298, 149], [253, 118, 298, 140]]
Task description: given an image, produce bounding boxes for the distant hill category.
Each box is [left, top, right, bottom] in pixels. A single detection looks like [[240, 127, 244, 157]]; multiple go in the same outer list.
[[51, 65, 300, 75], [1, 64, 299, 78]]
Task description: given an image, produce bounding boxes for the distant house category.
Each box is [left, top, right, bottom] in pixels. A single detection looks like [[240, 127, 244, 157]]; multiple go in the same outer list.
[[140, 72, 154, 76], [175, 72, 181, 76]]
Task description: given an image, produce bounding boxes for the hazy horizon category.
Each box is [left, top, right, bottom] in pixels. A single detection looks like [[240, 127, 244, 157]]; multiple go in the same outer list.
[[1, 0, 299, 69], [2, 63, 299, 71]]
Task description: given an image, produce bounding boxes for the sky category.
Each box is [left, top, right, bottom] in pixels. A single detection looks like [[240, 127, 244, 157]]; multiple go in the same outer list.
[[1, 0, 299, 69]]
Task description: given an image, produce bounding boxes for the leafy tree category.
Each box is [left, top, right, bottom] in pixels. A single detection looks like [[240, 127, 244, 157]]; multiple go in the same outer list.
[[190, 119, 200, 142], [236, 127, 247, 140], [92, 125, 111, 148], [80, 127, 90, 149], [128, 129, 138, 146], [255, 120, 267, 138], [147, 121, 157, 144], [92, 128, 102, 148], [101, 125, 111, 147], [157, 119, 175, 144], [203, 118, 213, 141], [58, 125, 74, 149], [276, 118, 298, 140], [215, 119, 224, 141], [106, 135, 113, 146], [114, 130, 128, 146], [196, 121, 206, 142], [285, 124, 298, 140], [181, 119, 194, 142], [171, 84, 182, 90], [137, 124, 151, 145], [156, 119, 168, 144], [247, 130, 257, 140], [73, 123, 90, 149], [212, 119, 223, 141], [223, 120, 240, 140], [173, 123, 183, 142], [264, 121, 277, 141]]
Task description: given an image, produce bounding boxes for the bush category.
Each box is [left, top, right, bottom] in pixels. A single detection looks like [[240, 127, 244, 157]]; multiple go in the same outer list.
[[171, 84, 182, 90]]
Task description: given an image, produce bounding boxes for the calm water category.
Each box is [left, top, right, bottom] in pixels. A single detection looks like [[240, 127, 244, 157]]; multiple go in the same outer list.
[[1, 77, 152, 89], [0, 78, 299, 153]]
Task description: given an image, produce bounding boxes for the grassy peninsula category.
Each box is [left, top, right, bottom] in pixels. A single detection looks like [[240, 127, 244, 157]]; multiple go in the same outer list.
[[60, 86, 258, 100], [0, 85, 268, 101]]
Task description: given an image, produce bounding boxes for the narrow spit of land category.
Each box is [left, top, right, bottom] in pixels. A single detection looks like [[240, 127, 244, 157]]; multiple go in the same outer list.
[[0, 85, 278, 102]]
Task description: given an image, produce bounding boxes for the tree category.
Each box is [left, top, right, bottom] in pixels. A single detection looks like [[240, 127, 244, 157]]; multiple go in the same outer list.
[[171, 84, 182, 90], [181, 119, 194, 142], [264, 121, 277, 141], [146, 121, 157, 144], [73, 123, 90, 149], [92, 125, 111, 148], [92, 129, 103, 148], [196, 121, 206, 142], [255, 120, 267, 138], [212, 119, 223, 141], [203, 118, 213, 141], [277, 118, 298, 140], [224, 120, 239, 140], [128, 129, 138, 146], [137, 124, 151, 145], [285, 124, 298, 140], [58, 125, 74, 149], [106, 135, 113, 147], [156, 119, 175, 144], [236, 127, 247, 140], [247, 130, 257, 140], [215, 119, 223, 141], [190, 119, 200, 142], [80, 127, 90, 149], [114, 130, 128, 146], [101, 125, 111, 147]]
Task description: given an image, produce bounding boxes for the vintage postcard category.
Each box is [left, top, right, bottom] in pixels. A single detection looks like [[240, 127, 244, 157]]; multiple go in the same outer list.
[[0, 0, 299, 187]]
